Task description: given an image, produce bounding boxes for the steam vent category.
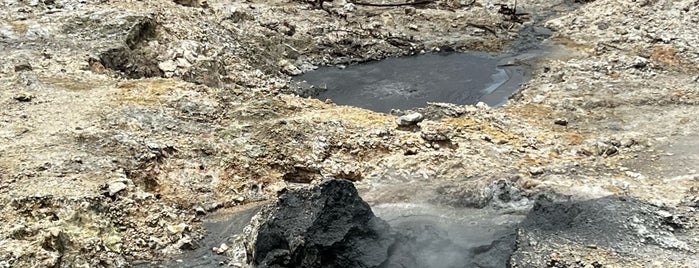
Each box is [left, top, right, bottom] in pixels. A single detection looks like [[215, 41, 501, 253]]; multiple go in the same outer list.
[[1, 0, 698, 267]]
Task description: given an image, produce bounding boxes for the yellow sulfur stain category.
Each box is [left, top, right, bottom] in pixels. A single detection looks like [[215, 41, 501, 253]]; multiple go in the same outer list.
[[41, 76, 98, 91], [311, 106, 394, 128], [443, 116, 519, 144], [115, 79, 179, 105], [9, 21, 28, 34]]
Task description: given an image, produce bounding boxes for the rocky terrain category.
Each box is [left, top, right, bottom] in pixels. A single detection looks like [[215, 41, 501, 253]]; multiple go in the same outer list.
[[226, 179, 697, 268], [0, 0, 698, 267]]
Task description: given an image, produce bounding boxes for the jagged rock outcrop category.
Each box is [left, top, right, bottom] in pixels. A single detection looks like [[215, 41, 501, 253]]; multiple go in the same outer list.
[[241, 179, 517, 268], [249, 179, 396, 268], [511, 196, 698, 267]]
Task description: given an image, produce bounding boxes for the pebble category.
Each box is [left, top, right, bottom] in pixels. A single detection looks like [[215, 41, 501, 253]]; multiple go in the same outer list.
[[396, 112, 424, 127], [278, 59, 302, 76], [404, 6, 416, 15], [620, 138, 636, 147], [213, 243, 229, 254], [107, 182, 127, 196], [529, 166, 545, 176], [167, 223, 189, 234], [194, 206, 207, 215], [13, 94, 34, 102], [158, 60, 178, 72], [554, 118, 568, 126], [14, 63, 32, 72]]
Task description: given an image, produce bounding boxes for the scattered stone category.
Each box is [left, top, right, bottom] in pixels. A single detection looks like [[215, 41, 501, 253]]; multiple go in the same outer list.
[[175, 57, 191, 68], [167, 223, 189, 234], [404, 6, 416, 15], [213, 243, 229, 254], [632, 56, 649, 69], [522, 179, 541, 189], [620, 138, 636, 148], [602, 145, 618, 156], [194, 206, 207, 215], [475, 102, 491, 109], [173, 0, 207, 7], [107, 181, 127, 196], [396, 112, 424, 127], [203, 201, 223, 212], [13, 94, 34, 102], [529, 166, 545, 176], [14, 63, 32, 72], [421, 130, 450, 142], [175, 236, 195, 250], [554, 118, 568, 126], [158, 60, 178, 72], [278, 59, 301, 76]]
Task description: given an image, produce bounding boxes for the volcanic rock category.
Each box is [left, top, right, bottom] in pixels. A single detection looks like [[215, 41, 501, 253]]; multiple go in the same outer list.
[[397, 113, 424, 127], [250, 179, 397, 268]]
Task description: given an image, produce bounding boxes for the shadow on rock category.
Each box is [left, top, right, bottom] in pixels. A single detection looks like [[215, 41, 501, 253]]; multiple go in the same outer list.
[[194, 181, 696, 268], [251, 180, 395, 268], [248, 179, 514, 268]]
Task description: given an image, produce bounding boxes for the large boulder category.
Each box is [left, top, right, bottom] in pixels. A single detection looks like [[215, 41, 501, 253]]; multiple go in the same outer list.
[[250, 180, 397, 268], [242, 179, 517, 268]]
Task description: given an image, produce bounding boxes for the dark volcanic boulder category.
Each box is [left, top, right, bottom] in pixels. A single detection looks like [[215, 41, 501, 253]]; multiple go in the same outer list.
[[247, 179, 523, 268], [510, 196, 697, 267], [252, 180, 397, 268]]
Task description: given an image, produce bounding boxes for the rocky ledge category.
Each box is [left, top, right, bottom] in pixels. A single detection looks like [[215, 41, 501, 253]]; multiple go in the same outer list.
[[231, 179, 513, 268], [1, 0, 698, 267], [217, 179, 697, 268]]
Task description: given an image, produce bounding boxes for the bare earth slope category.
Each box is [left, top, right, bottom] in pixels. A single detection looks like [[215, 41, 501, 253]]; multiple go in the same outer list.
[[0, 0, 697, 267]]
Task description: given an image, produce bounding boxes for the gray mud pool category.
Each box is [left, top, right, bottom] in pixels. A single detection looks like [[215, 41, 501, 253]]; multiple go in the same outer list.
[[294, 52, 528, 112]]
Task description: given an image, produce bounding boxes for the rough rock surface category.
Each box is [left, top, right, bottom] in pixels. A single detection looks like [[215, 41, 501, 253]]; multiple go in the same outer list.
[[238, 179, 515, 268], [229, 181, 698, 268], [250, 179, 395, 268], [0, 0, 698, 266], [512, 196, 698, 267]]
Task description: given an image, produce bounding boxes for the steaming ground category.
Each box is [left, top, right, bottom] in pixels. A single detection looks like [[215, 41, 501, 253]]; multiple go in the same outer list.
[[1, 0, 698, 267], [372, 203, 522, 268]]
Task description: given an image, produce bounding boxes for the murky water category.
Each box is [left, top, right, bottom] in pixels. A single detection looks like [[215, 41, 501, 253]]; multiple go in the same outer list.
[[372, 203, 523, 268], [294, 52, 528, 112]]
